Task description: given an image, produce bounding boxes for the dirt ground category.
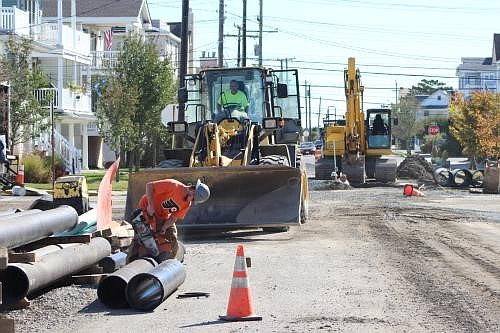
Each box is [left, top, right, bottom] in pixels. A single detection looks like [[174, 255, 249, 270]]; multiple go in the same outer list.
[[1, 183, 500, 332]]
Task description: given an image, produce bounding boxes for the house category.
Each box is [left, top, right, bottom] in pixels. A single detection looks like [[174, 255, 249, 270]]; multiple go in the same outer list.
[[42, 0, 188, 168], [456, 34, 500, 98], [414, 90, 450, 120], [1, 0, 188, 170], [1, 0, 86, 173]]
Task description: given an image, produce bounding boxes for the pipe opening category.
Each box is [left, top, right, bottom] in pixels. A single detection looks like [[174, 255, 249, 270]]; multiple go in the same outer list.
[[0, 266, 30, 305], [126, 274, 164, 311], [97, 276, 128, 308]]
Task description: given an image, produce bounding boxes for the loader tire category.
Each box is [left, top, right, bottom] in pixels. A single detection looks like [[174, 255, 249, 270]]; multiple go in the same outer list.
[[259, 154, 290, 166], [158, 159, 188, 168]]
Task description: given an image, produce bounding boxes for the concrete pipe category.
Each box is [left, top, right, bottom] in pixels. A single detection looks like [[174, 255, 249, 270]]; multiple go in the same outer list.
[[0, 209, 42, 219], [433, 167, 452, 187], [126, 259, 186, 311], [97, 257, 157, 308], [451, 169, 473, 187], [0, 237, 111, 306], [471, 170, 484, 188], [98, 251, 128, 274], [0, 206, 78, 249]]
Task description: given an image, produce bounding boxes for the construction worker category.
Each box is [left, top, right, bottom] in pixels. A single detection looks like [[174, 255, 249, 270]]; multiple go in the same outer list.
[[126, 178, 210, 263], [217, 79, 249, 118]]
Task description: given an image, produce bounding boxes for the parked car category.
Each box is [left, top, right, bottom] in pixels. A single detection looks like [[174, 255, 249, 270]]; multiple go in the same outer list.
[[299, 142, 317, 155]]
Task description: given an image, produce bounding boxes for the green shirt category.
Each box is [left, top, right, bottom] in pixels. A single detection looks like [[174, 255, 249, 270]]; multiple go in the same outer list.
[[218, 90, 249, 111]]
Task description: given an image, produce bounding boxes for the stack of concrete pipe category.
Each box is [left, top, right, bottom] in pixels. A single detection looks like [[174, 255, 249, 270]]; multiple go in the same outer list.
[[434, 168, 484, 188], [0, 238, 111, 306], [0, 206, 112, 306], [97, 258, 186, 311]]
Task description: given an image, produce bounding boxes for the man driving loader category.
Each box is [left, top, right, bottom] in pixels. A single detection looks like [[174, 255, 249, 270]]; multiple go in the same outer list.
[[217, 79, 249, 119], [126, 178, 210, 263]]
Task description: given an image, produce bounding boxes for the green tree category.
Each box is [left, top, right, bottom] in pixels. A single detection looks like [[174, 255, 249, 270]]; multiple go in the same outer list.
[[0, 38, 49, 151], [96, 33, 177, 170], [392, 95, 424, 155], [407, 79, 453, 96]]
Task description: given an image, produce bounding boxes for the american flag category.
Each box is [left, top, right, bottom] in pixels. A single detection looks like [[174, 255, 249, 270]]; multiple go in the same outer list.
[[104, 29, 113, 51]]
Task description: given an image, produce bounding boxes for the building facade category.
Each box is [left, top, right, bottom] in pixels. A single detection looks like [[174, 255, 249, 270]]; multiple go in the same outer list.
[[456, 34, 500, 98], [2, 0, 187, 170]]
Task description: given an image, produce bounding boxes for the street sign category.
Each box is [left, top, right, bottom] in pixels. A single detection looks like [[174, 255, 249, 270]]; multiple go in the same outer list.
[[428, 125, 440, 136]]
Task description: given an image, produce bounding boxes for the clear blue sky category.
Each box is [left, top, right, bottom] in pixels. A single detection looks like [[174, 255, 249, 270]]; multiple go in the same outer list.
[[148, 0, 499, 127]]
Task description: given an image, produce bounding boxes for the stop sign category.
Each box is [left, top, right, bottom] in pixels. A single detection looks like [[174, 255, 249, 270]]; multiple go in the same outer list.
[[428, 125, 440, 136]]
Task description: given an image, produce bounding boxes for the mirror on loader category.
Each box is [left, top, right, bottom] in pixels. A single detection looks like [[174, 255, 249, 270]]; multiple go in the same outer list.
[[277, 83, 288, 98], [166, 121, 188, 134], [178, 87, 188, 104], [262, 117, 281, 130]]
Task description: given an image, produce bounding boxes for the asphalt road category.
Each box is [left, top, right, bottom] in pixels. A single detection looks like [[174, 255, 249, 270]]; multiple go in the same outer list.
[[3, 184, 500, 333]]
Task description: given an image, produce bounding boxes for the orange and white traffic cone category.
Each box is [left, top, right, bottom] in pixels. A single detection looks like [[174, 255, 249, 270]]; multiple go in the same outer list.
[[220, 244, 262, 322], [16, 163, 24, 186], [403, 184, 424, 197]]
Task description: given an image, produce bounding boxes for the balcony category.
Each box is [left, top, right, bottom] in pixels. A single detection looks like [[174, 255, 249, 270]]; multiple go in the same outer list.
[[36, 22, 90, 55], [0, 6, 29, 36], [35, 87, 91, 114], [91, 51, 120, 70]]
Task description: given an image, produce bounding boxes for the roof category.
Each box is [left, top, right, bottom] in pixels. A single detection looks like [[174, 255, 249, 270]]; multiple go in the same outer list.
[[42, 0, 147, 18], [456, 57, 494, 73], [494, 33, 500, 62]]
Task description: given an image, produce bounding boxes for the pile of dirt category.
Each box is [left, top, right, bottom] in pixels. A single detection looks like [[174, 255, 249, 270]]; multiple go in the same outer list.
[[397, 155, 435, 183]]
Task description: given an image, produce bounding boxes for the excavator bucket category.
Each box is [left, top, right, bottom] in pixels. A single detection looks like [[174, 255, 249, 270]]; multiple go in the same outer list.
[[125, 165, 303, 229]]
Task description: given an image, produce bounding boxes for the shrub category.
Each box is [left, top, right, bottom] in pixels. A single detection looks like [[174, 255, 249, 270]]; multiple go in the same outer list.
[[22, 153, 50, 183], [22, 153, 67, 183]]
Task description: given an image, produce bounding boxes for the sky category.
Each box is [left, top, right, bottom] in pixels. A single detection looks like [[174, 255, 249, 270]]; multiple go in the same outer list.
[[148, 0, 500, 128]]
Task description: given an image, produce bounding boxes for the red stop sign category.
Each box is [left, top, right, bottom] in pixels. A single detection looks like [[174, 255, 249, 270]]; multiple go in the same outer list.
[[428, 125, 440, 136]]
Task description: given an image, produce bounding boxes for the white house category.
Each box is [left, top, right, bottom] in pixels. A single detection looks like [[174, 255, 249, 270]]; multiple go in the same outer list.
[[1, 0, 86, 173], [42, 0, 187, 168], [456, 34, 500, 98], [414, 90, 450, 120], [2, 0, 190, 169]]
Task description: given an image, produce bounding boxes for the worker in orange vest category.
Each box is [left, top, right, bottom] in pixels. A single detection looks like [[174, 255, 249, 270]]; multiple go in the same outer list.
[[126, 178, 210, 263]]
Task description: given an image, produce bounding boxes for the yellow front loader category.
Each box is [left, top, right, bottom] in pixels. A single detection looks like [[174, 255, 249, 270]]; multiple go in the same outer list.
[[125, 67, 308, 230]]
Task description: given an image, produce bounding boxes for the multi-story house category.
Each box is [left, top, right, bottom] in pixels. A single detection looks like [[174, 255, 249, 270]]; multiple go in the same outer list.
[[2, 0, 189, 170], [456, 34, 500, 98], [42, 0, 188, 168], [1, 0, 86, 173]]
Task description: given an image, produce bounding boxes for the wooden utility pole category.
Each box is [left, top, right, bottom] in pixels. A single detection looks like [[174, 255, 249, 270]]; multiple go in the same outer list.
[[258, 0, 263, 66], [178, 0, 189, 122], [242, 0, 247, 66], [218, 0, 224, 67]]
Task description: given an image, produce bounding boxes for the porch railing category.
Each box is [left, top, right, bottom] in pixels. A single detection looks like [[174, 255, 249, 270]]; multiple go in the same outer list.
[[0, 6, 29, 36]]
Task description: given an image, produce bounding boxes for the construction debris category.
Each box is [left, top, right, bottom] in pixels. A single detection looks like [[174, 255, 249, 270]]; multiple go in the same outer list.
[[396, 155, 435, 183]]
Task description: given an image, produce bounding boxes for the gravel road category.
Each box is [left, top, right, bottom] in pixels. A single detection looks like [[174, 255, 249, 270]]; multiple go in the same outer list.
[[2, 184, 500, 332]]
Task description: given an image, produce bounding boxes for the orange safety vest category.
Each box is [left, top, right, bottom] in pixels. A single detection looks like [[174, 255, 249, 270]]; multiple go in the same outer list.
[[136, 179, 192, 255]]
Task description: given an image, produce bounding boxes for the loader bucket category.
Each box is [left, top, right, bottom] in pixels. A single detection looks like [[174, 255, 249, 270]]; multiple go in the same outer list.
[[125, 165, 303, 229]]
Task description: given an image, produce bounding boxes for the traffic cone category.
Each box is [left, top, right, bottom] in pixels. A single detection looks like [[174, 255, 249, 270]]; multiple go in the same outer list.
[[219, 244, 262, 322], [403, 184, 424, 197], [16, 163, 24, 186]]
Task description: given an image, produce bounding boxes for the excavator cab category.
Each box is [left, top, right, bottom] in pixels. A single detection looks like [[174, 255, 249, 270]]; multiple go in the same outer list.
[[367, 109, 391, 150]]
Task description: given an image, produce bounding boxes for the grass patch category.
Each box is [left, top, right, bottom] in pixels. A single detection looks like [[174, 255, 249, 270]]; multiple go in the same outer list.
[[25, 169, 130, 192]]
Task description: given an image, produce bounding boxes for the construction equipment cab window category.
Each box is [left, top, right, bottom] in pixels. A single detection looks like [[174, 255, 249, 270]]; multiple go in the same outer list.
[[209, 70, 264, 123], [368, 112, 390, 148]]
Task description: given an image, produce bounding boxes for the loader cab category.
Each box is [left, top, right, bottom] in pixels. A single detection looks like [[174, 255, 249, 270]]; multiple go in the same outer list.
[[366, 108, 391, 149]]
